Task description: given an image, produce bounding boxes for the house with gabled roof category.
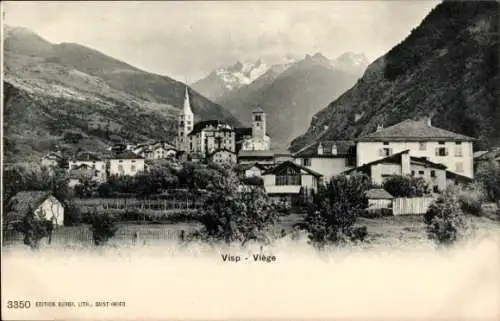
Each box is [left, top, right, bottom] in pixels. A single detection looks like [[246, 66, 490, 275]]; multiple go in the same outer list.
[[260, 161, 322, 206], [293, 140, 357, 181], [355, 118, 475, 178], [69, 152, 107, 181], [207, 148, 237, 165], [7, 191, 65, 226], [108, 151, 145, 176], [344, 149, 460, 193]]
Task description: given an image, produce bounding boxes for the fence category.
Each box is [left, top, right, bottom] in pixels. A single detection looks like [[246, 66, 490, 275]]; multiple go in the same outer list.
[[392, 197, 435, 216], [72, 197, 205, 212]]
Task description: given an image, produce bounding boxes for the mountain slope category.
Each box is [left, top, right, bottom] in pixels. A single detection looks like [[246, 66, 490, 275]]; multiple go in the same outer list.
[[290, 1, 500, 152], [191, 60, 270, 100], [3, 26, 241, 162], [216, 53, 369, 150]]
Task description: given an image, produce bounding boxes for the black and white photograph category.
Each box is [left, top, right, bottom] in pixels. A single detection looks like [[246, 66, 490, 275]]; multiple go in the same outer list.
[[1, 1, 499, 320]]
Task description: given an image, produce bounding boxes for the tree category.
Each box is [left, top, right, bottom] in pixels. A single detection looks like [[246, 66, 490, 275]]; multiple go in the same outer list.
[[89, 212, 119, 246], [191, 170, 279, 245], [424, 185, 469, 247], [475, 160, 500, 202], [10, 206, 53, 249], [303, 172, 371, 249], [383, 175, 430, 197]]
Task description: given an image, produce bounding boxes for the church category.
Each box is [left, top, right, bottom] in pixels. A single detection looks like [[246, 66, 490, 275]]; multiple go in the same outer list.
[[175, 86, 271, 164]]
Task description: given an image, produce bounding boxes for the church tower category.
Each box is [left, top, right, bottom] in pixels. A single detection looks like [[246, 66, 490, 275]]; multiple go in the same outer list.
[[252, 107, 266, 141], [175, 86, 194, 152]]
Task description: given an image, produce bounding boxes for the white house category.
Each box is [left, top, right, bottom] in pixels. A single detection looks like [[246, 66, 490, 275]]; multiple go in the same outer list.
[[134, 142, 177, 160], [69, 152, 106, 181], [235, 162, 270, 178], [109, 151, 145, 176], [8, 191, 65, 226], [344, 149, 462, 193], [365, 188, 394, 210], [208, 148, 237, 165], [355, 118, 475, 178], [293, 140, 356, 182]]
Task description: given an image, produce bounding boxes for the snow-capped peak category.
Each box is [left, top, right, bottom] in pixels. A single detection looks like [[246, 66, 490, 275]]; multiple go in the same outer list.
[[331, 52, 369, 69], [214, 59, 270, 90]]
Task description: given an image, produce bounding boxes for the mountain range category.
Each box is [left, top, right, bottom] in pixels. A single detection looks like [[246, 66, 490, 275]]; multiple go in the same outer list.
[[290, 0, 500, 153], [3, 26, 240, 162], [215, 52, 370, 150]]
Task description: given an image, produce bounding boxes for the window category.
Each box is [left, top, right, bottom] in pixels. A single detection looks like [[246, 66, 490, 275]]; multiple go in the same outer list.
[[254, 115, 262, 122], [430, 170, 436, 178], [302, 158, 311, 166], [418, 171, 425, 175], [455, 146, 463, 157], [435, 147, 448, 156], [380, 148, 392, 156], [345, 158, 356, 167], [438, 141, 445, 145], [456, 162, 464, 173], [419, 142, 427, 151], [411, 170, 415, 176], [433, 186, 439, 193], [275, 174, 301, 186], [383, 142, 389, 145], [131, 165, 136, 172], [119, 160, 123, 163], [118, 165, 124, 173], [131, 160, 136, 163], [455, 141, 462, 145]]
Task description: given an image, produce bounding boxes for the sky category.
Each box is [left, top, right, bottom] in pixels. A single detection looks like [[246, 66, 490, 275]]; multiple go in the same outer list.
[[4, 1, 439, 82]]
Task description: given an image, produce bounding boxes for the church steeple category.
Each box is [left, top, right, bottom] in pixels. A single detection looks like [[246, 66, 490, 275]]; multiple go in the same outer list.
[[183, 85, 193, 116]]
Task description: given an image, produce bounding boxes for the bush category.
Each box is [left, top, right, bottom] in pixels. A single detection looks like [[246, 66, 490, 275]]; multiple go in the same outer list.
[[361, 208, 393, 218], [383, 175, 430, 197], [304, 172, 371, 249], [191, 171, 279, 245], [64, 202, 83, 226], [424, 185, 469, 246], [89, 212, 119, 246], [458, 182, 485, 216], [10, 207, 54, 249], [476, 161, 500, 202]]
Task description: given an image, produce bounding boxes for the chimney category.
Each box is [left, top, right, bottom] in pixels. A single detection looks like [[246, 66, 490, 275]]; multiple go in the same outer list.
[[427, 116, 432, 127]]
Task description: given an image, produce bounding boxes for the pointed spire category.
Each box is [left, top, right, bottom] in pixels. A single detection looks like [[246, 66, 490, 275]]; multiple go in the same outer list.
[[183, 84, 193, 115]]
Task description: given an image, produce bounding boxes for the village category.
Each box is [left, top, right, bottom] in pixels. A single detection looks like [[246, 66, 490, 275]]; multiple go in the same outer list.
[[4, 84, 500, 249]]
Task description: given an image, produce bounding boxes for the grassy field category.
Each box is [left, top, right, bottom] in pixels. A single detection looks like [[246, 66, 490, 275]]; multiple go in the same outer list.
[[3, 213, 499, 250]]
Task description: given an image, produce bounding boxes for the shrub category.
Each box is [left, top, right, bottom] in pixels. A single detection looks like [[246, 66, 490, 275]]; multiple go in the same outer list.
[[458, 182, 485, 216], [475, 161, 500, 202], [383, 175, 430, 197], [303, 172, 371, 249], [191, 171, 279, 245], [89, 212, 119, 246], [64, 202, 83, 226], [424, 185, 469, 246], [10, 207, 53, 249]]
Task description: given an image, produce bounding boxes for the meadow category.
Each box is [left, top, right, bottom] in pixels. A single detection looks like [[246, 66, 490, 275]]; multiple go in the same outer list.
[[3, 213, 499, 251]]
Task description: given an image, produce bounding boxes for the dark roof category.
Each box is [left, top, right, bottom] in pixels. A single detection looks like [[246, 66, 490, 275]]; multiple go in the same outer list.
[[238, 150, 275, 158], [234, 162, 269, 172], [253, 107, 265, 113], [475, 150, 500, 161], [188, 120, 233, 136], [356, 119, 475, 142], [343, 150, 411, 175], [112, 151, 144, 159], [208, 148, 236, 157], [446, 171, 474, 183], [343, 150, 448, 176], [7, 191, 57, 216], [409, 156, 447, 170], [262, 161, 322, 177], [294, 140, 356, 157], [366, 188, 394, 200], [74, 152, 101, 161]]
